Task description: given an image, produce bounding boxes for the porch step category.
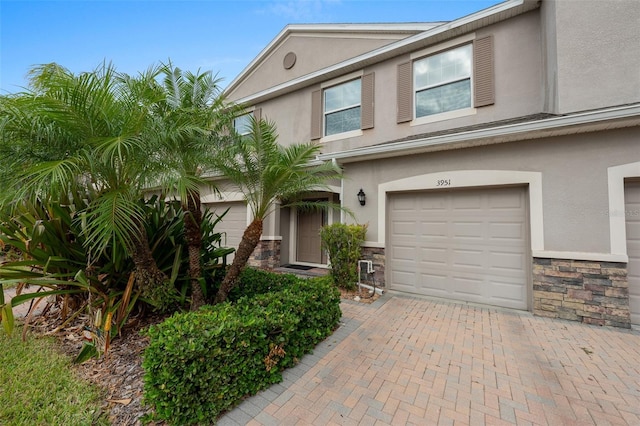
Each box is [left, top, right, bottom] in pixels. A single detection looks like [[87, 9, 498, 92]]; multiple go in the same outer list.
[[273, 266, 329, 279]]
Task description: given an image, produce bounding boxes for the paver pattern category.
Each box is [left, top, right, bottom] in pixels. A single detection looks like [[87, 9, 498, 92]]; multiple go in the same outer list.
[[220, 294, 640, 425]]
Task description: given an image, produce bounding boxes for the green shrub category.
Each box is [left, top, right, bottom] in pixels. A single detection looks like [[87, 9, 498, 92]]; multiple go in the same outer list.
[[228, 267, 299, 301], [320, 223, 367, 290], [143, 272, 341, 425]]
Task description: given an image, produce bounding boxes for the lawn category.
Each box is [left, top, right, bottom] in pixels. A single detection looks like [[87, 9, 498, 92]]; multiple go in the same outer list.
[[0, 331, 108, 425]]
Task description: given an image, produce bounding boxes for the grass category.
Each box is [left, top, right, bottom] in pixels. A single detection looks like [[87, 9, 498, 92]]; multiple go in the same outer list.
[[0, 331, 108, 425]]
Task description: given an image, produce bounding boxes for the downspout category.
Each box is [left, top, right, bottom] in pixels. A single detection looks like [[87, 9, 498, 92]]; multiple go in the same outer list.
[[333, 158, 345, 223]]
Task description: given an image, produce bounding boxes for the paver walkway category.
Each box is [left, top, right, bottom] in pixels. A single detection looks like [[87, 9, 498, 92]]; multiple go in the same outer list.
[[220, 294, 640, 425]]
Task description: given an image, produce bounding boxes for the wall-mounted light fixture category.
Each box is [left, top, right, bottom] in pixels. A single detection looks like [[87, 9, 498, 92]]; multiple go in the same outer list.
[[357, 188, 366, 206]]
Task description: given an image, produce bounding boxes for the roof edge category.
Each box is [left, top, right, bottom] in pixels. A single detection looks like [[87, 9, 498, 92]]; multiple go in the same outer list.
[[226, 0, 536, 104], [317, 104, 640, 163]]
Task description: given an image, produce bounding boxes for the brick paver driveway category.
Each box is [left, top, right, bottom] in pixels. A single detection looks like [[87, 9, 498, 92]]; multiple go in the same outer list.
[[220, 295, 640, 425]]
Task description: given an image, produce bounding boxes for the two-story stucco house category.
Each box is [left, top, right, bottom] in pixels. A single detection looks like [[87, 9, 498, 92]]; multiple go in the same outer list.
[[204, 0, 640, 328]]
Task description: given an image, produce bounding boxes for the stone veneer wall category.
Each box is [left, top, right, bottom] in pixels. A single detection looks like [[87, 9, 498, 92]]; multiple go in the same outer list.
[[533, 258, 630, 328], [248, 239, 281, 269], [359, 246, 386, 288]]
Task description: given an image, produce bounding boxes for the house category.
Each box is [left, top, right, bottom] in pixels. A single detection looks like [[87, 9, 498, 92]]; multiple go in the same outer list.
[[204, 0, 640, 328]]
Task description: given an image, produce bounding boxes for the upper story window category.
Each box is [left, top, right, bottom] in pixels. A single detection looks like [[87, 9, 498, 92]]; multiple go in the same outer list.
[[324, 79, 362, 136], [397, 35, 494, 124], [233, 113, 253, 136], [311, 72, 374, 141], [414, 44, 472, 118]]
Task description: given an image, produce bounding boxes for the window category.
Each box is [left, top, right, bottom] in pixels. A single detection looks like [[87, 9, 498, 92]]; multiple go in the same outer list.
[[233, 113, 252, 136], [311, 73, 374, 140], [414, 44, 472, 118], [324, 79, 361, 136], [396, 35, 494, 124]]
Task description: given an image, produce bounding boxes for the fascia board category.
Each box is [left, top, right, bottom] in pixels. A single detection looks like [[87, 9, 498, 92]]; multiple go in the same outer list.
[[228, 0, 533, 105], [317, 104, 640, 163], [224, 23, 442, 95]]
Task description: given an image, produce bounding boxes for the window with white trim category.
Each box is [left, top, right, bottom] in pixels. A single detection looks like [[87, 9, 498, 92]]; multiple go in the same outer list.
[[233, 113, 252, 136], [414, 44, 472, 118], [323, 78, 361, 136], [396, 35, 494, 124]]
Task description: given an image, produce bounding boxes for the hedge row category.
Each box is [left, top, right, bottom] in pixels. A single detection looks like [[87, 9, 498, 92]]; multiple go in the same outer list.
[[142, 271, 341, 425]]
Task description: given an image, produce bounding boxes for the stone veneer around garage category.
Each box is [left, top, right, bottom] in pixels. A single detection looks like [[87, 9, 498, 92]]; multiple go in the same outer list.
[[359, 246, 386, 288], [533, 258, 630, 328]]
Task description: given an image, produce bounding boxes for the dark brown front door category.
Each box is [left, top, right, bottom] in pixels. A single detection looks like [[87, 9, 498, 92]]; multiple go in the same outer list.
[[296, 208, 327, 264]]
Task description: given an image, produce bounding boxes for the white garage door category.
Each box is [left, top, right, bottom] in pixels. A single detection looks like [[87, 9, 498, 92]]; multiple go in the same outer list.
[[624, 182, 640, 326], [389, 186, 529, 310], [203, 202, 247, 261]]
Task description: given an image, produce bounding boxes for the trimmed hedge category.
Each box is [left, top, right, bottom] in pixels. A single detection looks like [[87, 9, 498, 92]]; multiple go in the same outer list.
[[143, 271, 341, 425]]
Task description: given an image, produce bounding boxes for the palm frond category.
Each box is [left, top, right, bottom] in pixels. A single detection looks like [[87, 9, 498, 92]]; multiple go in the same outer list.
[[80, 188, 145, 258]]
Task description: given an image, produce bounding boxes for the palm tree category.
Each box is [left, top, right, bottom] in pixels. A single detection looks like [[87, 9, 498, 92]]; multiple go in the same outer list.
[[213, 117, 343, 304], [0, 63, 171, 305], [146, 63, 238, 310]]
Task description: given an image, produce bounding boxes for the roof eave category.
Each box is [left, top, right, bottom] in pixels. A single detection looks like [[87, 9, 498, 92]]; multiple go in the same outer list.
[[227, 0, 539, 105]]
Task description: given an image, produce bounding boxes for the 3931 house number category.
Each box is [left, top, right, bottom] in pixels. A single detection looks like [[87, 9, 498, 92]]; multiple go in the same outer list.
[[436, 179, 451, 187]]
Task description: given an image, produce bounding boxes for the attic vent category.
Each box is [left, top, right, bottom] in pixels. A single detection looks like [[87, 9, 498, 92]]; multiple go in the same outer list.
[[283, 52, 297, 70]]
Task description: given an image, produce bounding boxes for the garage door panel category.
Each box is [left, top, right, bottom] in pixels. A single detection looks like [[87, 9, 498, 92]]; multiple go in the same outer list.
[[488, 191, 524, 209], [453, 222, 484, 238], [489, 281, 527, 308], [392, 270, 418, 287], [419, 273, 448, 292], [489, 251, 525, 271], [418, 194, 447, 210], [204, 202, 247, 261], [625, 182, 640, 325], [452, 249, 484, 268], [389, 187, 528, 310], [452, 276, 484, 296], [420, 247, 448, 266], [420, 221, 448, 237], [452, 193, 483, 209], [489, 222, 525, 240]]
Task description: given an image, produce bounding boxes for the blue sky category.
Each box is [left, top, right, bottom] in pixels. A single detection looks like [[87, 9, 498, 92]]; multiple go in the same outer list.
[[1, 0, 501, 94]]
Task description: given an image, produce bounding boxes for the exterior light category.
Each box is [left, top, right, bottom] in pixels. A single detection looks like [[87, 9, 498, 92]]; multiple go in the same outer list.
[[357, 188, 366, 206]]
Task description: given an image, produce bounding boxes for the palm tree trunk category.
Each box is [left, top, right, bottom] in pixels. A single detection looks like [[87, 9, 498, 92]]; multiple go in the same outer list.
[[184, 189, 205, 310], [131, 227, 167, 297], [214, 218, 263, 304]]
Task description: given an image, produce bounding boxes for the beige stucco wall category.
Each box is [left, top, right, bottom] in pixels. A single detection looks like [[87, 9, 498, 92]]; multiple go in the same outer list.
[[254, 10, 543, 153], [227, 32, 406, 102], [342, 127, 639, 255], [542, 0, 640, 114]]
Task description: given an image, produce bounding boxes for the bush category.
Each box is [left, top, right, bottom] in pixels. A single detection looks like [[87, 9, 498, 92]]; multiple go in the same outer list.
[[320, 223, 367, 290], [143, 271, 341, 425], [227, 267, 300, 301]]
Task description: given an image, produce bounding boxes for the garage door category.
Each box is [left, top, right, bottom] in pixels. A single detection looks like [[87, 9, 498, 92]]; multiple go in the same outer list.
[[203, 202, 247, 261], [389, 186, 529, 310], [624, 182, 640, 326]]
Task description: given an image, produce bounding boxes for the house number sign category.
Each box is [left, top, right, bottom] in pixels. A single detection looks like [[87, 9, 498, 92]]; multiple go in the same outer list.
[[436, 179, 451, 187]]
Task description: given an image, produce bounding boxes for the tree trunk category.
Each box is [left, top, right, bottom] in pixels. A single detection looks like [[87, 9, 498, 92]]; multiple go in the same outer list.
[[184, 189, 205, 310], [130, 223, 169, 307], [214, 218, 263, 304]]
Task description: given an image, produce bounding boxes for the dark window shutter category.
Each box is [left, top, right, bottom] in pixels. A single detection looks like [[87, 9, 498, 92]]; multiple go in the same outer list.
[[361, 72, 375, 130], [253, 107, 262, 121], [397, 61, 413, 123], [311, 89, 322, 140], [473, 35, 495, 107]]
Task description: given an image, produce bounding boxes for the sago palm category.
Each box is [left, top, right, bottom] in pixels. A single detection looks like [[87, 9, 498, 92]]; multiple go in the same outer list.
[[213, 117, 343, 303]]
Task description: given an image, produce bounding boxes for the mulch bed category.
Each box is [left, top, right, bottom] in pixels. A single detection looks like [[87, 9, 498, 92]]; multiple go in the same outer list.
[[17, 288, 379, 425]]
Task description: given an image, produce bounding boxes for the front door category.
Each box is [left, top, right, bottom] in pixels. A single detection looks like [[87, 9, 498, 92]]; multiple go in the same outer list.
[[296, 207, 327, 264]]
